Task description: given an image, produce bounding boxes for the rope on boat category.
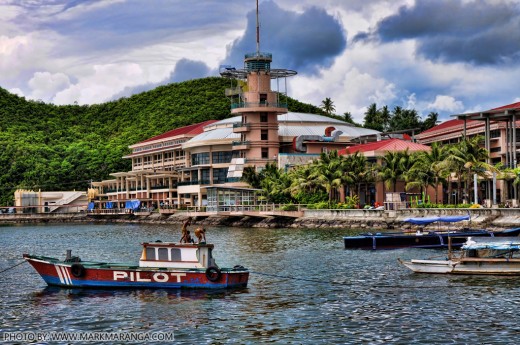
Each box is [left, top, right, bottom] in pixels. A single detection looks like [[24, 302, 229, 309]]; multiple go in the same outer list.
[[249, 270, 464, 289], [249, 270, 349, 285], [0, 260, 26, 275]]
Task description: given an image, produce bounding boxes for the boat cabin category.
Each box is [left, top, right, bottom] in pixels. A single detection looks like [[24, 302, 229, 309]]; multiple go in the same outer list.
[[139, 242, 216, 269], [462, 237, 520, 259]]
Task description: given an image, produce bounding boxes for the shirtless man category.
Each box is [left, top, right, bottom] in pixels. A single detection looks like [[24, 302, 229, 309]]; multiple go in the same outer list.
[[194, 227, 206, 243], [180, 217, 192, 243]]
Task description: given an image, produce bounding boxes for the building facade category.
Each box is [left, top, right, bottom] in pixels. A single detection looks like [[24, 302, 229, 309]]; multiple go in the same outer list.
[[90, 39, 380, 210], [416, 101, 520, 205]]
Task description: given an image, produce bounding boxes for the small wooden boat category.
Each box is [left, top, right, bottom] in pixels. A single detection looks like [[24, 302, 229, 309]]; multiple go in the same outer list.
[[343, 214, 520, 250], [24, 242, 249, 289], [399, 237, 520, 275]]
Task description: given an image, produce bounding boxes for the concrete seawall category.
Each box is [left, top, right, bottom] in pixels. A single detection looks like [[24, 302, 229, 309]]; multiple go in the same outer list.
[[1, 208, 519, 230]]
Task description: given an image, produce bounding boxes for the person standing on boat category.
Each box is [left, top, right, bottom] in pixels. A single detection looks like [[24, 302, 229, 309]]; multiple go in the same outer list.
[[195, 227, 206, 243], [180, 217, 192, 243]]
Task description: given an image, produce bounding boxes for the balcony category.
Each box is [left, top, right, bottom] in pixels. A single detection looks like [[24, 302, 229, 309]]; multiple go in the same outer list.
[[245, 52, 272, 60], [230, 102, 287, 110], [231, 141, 250, 150], [232, 122, 250, 133], [177, 180, 211, 186]]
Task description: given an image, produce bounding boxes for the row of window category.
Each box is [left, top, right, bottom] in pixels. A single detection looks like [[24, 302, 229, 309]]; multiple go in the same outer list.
[[191, 168, 229, 182], [132, 139, 187, 154], [191, 151, 236, 165]]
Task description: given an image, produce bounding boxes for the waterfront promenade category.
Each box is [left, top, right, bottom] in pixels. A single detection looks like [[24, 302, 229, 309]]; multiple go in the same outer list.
[[1, 208, 520, 231]]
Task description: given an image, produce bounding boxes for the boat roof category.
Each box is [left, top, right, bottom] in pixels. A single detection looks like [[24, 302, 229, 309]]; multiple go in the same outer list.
[[403, 215, 470, 225], [142, 242, 214, 249], [462, 237, 520, 250]]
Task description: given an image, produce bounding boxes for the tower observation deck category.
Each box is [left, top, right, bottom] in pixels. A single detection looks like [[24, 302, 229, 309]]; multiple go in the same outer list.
[[219, 0, 297, 167]]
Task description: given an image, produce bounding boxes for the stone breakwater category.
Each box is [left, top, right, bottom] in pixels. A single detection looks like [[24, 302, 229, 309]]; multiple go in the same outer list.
[[1, 208, 520, 231]]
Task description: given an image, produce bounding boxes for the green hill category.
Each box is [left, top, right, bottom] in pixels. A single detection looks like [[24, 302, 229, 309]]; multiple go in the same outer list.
[[0, 77, 324, 205]]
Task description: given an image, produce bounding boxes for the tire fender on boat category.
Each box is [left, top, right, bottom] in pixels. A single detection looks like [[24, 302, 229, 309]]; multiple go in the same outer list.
[[70, 263, 85, 278], [205, 266, 222, 282]]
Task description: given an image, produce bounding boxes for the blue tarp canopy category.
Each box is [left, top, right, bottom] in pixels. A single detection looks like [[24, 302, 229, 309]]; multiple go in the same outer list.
[[125, 200, 141, 211], [462, 237, 520, 250], [403, 215, 470, 225], [105, 201, 114, 209], [87, 202, 95, 211]]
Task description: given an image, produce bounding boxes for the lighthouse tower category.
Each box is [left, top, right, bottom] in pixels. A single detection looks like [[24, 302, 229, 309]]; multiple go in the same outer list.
[[220, 1, 296, 171]]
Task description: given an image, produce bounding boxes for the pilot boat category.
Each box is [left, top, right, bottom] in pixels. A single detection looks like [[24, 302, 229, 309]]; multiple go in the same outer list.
[[23, 242, 249, 289]]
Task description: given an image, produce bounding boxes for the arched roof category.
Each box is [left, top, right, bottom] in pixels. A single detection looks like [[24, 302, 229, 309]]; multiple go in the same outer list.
[[186, 112, 380, 145]]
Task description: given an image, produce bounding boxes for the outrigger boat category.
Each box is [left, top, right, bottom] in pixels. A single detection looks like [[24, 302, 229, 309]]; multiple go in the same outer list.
[[23, 242, 249, 289], [399, 237, 520, 275], [343, 214, 520, 250]]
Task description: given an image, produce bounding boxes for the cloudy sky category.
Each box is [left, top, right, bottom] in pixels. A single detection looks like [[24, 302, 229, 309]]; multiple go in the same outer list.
[[1, 0, 520, 122]]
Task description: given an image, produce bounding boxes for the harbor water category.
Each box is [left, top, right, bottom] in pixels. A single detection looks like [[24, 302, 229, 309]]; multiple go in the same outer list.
[[1, 224, 520, 344]]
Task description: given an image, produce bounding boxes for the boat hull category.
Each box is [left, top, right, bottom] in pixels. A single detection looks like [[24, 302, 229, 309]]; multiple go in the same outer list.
[[24, 255, 249, 289], [399, 258, 520, 275], [344, 227, 520, 250]]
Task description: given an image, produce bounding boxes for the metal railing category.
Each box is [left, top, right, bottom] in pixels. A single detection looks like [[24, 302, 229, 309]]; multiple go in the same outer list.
[[230, 102, 287, 109], [231, 140, 251, 147], [245, 52, 272, 59]]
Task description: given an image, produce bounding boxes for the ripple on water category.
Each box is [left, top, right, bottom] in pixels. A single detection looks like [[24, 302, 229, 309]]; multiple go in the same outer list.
[[2, 224, 520, 343]]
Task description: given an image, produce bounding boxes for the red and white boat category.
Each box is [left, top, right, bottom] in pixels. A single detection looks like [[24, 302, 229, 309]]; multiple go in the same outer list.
[[23, 242, 249, 289]]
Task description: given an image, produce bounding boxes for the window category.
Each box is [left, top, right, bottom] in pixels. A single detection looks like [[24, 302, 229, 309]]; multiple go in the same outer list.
[[171, 248, 181, 261], [158, 248, 169, 261], [213, 168, 228, 183], [212, 151, 233, 164], [261, 130, 268, 141], [260, 113, 268, 122], [260, 93, 267, 104], [201, 169, 210, 184], [322, 147, 328, 153], [261, 148, 268, 159], [490, 129, 501, 138], [192, 152, 209, 165], [490, 147, 501, 153], [146, 248, 156, 260]]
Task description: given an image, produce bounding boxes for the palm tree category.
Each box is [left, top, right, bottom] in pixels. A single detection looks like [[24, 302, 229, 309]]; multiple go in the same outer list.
[[378, 151, 409, 192], [343, 112, 354, 124], [409, 143, 449, 203], [287, 164, 325, 203], [320, 97, 336, 116], [361, 162, 379, 206], [258, 163, 293, 203], [311, 150, 345, 206], [344, 151, 367, 198], [241, 166, 261, 188], [447, 136, 494, 204]]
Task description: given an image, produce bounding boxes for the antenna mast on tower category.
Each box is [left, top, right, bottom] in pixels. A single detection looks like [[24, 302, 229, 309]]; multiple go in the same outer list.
[[256, 0, 260, 55]]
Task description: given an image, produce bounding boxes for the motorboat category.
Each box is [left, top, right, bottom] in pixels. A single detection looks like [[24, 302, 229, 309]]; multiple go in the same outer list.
[[24, 241, 249, 289], [399, 237, 520, 275]]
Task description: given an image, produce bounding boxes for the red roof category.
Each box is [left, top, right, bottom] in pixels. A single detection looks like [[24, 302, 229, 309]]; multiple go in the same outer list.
[[338, 138, 430, 155], [419, 118, 479, 136], [136, 120, 217, 145], [488, 101, 520, 112]]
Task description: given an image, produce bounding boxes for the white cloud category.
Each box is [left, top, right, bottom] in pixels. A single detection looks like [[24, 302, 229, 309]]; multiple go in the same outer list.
[[28, 71, 71, 102], [8, 87, 24, 97], [427, 95, 464, 112], [53, 63, 147, 105]]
